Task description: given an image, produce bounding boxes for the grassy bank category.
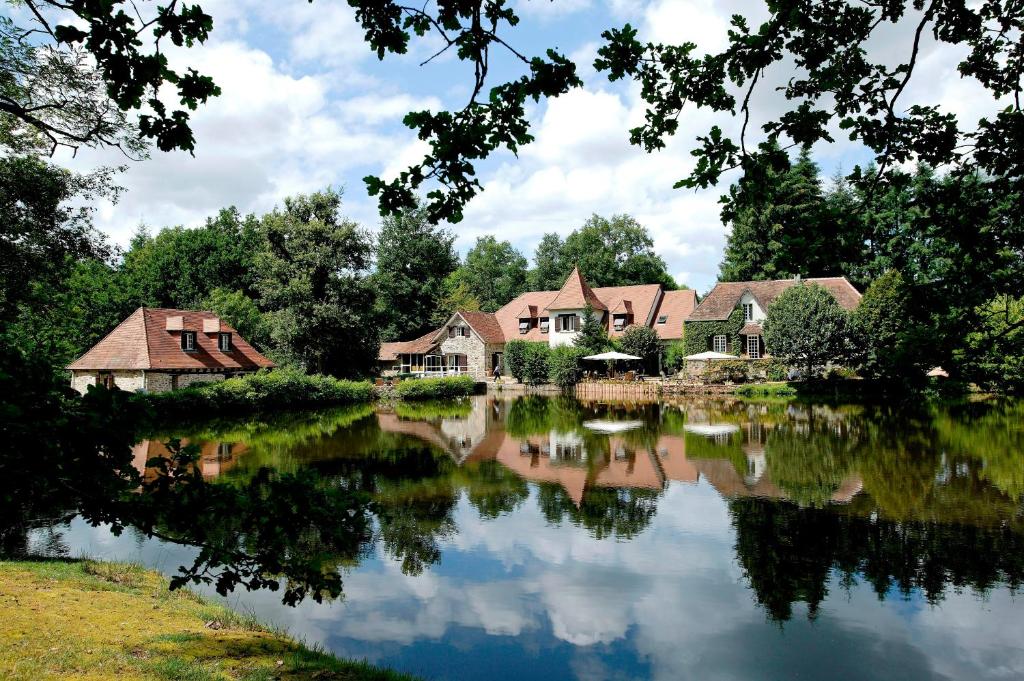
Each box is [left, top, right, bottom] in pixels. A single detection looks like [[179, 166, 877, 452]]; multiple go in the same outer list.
[[0, 559, 418, 681]]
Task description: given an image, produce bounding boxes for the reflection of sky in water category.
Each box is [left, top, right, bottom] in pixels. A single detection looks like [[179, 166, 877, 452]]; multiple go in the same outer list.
[[42, 475, 1024, 681]]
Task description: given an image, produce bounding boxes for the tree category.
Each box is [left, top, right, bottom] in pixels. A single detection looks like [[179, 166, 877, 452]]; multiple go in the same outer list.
[[204, 288, 272, 354], [560, 214, 675, 288], [9, 2, 219, 154], [502, 340, 533, 382], [459, 236, 528, 312], [431, 270, 482, 327], [763, 283, 854, 378], [619, 324, 661, 372], [548, 345, 586, 389], [254, 189, 378, 377], [573, 303, 609, 355], [852, 270, 931, 385], [520, 343, 551, 386], [719, 147, 857, 282], [957, 295, 1024, 394], [528, 233, 565, 291], [121, 207, 261, 309], [374, 202, 459, 341]]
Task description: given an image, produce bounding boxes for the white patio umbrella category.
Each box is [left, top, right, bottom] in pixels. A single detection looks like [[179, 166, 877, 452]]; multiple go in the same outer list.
[[584, 420, 645, 433], [583, 351, 642, 361], [683, 351, 736, 361]]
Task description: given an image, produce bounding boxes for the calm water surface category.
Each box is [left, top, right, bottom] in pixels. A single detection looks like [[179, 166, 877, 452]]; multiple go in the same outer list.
[[29, 395, 1024, 681]]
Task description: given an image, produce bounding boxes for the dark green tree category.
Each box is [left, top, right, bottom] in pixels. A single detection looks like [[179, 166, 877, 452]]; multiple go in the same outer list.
[[458, 235, 528, 312], [528, 232, 566, 290], [573, 303, 610, 355], [763, 283, 854, 378], [204, 288, 273, 353], [430, 270, 482, 327], [254, 189, 379, 377], [852, 270, 931, 385], [618, 324, 661, 372], [374, 203, 459, 340], [560, 214, 675, 288]]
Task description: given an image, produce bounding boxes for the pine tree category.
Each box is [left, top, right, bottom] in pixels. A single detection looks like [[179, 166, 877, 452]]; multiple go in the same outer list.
[[573, 303, 610, 354]]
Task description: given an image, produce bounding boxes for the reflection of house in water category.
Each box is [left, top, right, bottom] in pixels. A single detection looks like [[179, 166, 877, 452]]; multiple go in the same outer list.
[[131, 439, 248, 480]]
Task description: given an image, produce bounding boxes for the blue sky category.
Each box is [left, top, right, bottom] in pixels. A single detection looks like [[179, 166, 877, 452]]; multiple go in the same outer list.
[[54, 0, 1000, 292]]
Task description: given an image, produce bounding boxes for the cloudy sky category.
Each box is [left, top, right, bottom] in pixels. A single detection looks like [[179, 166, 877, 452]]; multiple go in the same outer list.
[[52, 0, 1000, 292]]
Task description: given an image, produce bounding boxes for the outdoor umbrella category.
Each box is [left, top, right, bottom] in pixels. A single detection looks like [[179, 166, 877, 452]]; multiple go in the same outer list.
[[582, 351, 642, 361], [683, 351, 736, 361]]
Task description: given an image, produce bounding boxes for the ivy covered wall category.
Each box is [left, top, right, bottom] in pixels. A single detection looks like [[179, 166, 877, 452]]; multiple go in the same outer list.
[[683, 308, 745, 355]]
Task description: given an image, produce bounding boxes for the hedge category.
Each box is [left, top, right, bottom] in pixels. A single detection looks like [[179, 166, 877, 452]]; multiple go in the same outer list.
[[548, 346, 587, 389], [393, 375, 479, 400], [139, 368, 374, 419]]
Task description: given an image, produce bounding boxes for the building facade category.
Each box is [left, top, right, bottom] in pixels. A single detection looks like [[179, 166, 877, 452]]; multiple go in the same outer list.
[[379, 268, 698, 379], [68, 308, 275, 394]]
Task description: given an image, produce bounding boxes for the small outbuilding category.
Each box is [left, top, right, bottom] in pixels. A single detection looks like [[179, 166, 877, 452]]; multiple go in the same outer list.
[[67, 307, 275, 394]]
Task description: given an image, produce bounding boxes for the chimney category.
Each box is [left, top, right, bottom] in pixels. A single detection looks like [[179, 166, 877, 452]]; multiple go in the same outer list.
[[166, 315, 183, 331], [203, 318, 221, 333]]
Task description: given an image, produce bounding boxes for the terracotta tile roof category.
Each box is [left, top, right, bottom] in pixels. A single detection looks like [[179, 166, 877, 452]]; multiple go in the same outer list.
[[593, 284, 663, 337], [740, 322, 763, 335], [687, 277, 861, 321], [545, 267, 607, 311], [68, 308, 275, 371], [652, 289, 698, 340], [456, 310, 506, 344], [378, 328, 441, 361], [495, 290, 559, 342]]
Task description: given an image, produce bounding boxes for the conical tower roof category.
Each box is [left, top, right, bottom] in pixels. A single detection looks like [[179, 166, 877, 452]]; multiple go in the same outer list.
[[545, 267, 607, 311]]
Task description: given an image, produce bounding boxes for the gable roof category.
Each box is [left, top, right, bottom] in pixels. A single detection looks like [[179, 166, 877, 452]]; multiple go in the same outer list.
[[68, 308, 275, 371], [687, 277, 861, 321], [456, 310, 505, 344], [651, 289, 698, 340], [545, 267, 607, 311], [379, 328, 442, 361]]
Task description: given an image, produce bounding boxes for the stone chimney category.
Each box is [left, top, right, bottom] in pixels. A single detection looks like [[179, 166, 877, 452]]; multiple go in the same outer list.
[[166, 315, 183, 331], [203, 317, 221, 333]]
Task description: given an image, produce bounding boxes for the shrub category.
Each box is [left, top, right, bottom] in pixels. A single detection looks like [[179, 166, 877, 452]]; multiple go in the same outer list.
[[734, 383, 797, 397], [504, 340, 543, 381], [852, 269, 930, 385], [763, 282, 855, 378], [619, 324, 661, 372], [664, 341, 687, 375], [702, 360, 750, 384], [393, 375, 478, 400], [139, 368, 374, 419], [521, 343, 551, 386], [548, 345, 587, 389]]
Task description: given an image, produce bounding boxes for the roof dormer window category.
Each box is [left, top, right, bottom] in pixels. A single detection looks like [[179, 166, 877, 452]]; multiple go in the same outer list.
[[613, 314, 626, 331], [657, 315, 668, 324], [540, 317, 549, 333], [518, 320, 530, 334], [218, 332, 232, 352], [181, 331, 197, 351]]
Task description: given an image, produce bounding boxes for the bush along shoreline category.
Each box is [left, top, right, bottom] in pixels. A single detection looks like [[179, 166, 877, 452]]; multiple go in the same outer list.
[[123, 369, 486, 422]]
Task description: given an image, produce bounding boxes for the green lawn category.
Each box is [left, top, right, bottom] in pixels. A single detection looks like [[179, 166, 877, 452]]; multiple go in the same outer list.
[[0, 559, 420, 681]]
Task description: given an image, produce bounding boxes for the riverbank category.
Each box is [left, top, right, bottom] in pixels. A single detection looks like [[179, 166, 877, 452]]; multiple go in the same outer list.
[[0, 559, 419, 681]]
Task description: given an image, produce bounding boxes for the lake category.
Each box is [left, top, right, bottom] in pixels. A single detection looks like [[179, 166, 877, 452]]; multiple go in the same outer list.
[[25, 394, 1024, 681]]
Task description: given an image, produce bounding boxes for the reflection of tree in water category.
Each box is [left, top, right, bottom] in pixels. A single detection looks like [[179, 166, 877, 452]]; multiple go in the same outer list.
[[538, 483, 661, 540], [465, 460, 530, 519], [730, 497, 1024, 622]]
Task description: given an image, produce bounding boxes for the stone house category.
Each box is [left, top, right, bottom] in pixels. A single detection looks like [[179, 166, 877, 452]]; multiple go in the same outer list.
[[683, 276, 862, 359], [68, 307, 275, 394], [379, 267, 697, 379]]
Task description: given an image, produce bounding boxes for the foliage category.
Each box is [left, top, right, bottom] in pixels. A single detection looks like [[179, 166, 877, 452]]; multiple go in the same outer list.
[[701, 360, 751, 384], [374, 202, 459, 341], [11, 1, 219, 153], [121, 208, 261, 308], [763, 283, 855, 377], [431, 271, 482, 327], [719, 147, 857, 282], [573, 303, 610, 355], [664, 341, 687, 375], [533, 214, 677, 289], [392, 375, 478, 400], [139, 369, 374, 420], [503, 339, 543, 382], [618, 324, 661, 369], [521, 342, 551, 386], [457, 236, 529, 312], [957, 295, 1024, 394], [852, 270, 929, 385], [254, 189, 379, 377], [734, 383, 798, 398], [547, 345, 587, 389], [683, 308, 744, 356], [203, 288, 272, 354]]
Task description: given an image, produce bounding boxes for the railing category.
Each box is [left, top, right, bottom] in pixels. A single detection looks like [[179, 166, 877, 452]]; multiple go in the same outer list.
[[419, 367, 469, 377]]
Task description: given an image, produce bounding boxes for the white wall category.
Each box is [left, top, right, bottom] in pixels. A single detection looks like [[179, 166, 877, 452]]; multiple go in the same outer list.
[[739, 292, 766, 322], [548, 308, 601, 348]]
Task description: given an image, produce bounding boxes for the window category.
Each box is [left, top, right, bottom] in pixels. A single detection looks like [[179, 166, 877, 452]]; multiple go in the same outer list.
[[558, 315, 577, 332], [448, 326, 455, 339], [540, 317, 549, 333], [446, 353, 468, 372], [519, 319, 530, 334], [218, 332, 232, 352], [747, 335, 761, 359], [426, 355, 443, 372], [712, 335, 728, 353], [613, 315, 626, 331], [181, 331, 196, 351], [743, 303, 754, 321], [657, 315, 668, 324]]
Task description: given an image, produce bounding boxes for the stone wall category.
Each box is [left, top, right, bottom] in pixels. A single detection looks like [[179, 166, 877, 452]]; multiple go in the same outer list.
[[70, 371, 97, 395], [144, 372, 175, 393], [439, 334, 487, 380], [111, 370, 145, 392]]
